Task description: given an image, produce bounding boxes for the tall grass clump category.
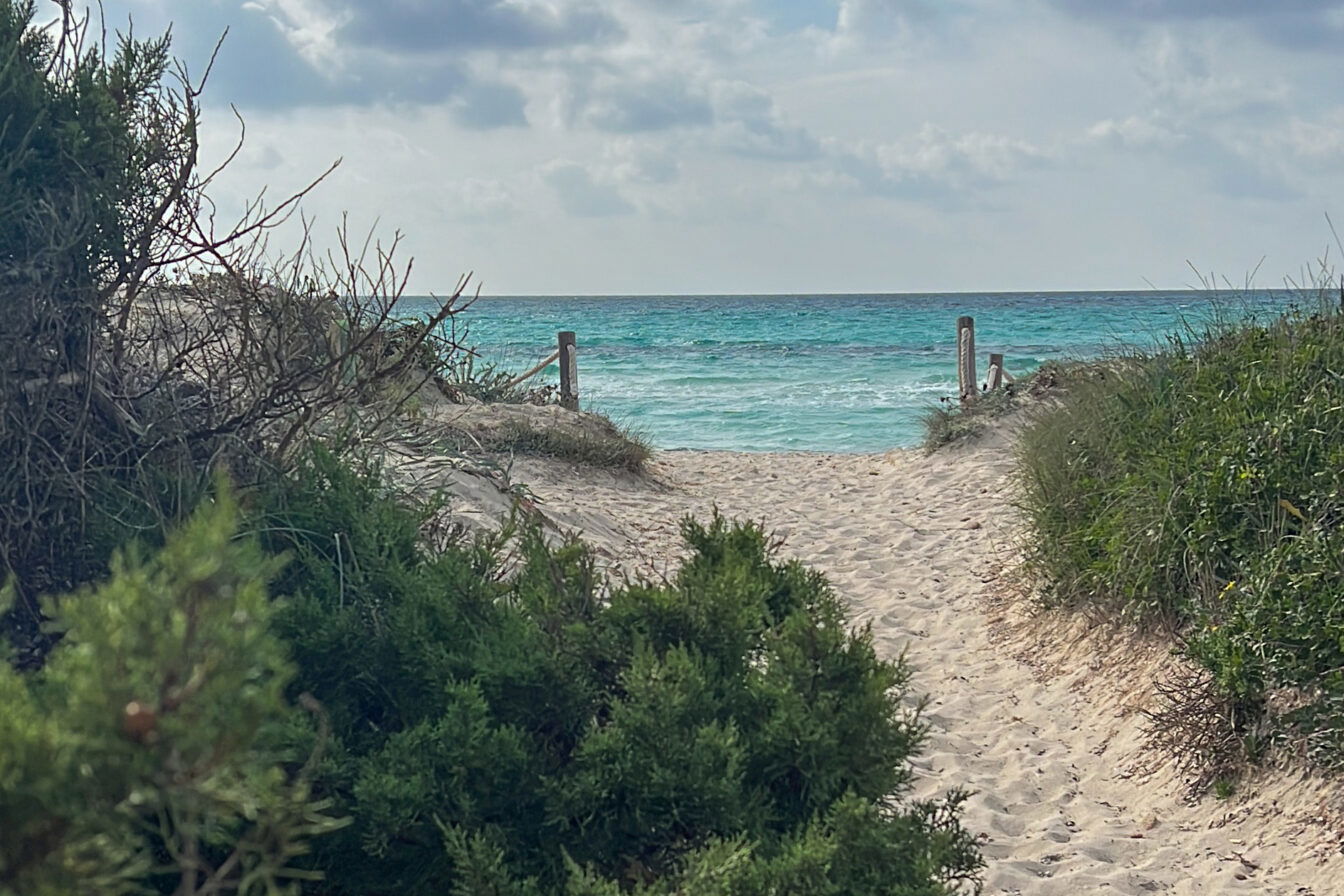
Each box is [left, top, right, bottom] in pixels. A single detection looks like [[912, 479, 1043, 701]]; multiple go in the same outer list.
[[485, 419, 653, 471], [1017, 297, 1344, 770], [922, 389, 1019, 453]]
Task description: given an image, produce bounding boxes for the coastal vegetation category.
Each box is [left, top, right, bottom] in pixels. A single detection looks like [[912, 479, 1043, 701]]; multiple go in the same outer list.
[[1008, 293, 1344, 783], [253, 449, 982, 895], [919, 360, 1093, 452], [0, 488, 346, 895], [920, 389, 1018, 453], [470, 417, 653, 472], [0, 4, 979, 894]]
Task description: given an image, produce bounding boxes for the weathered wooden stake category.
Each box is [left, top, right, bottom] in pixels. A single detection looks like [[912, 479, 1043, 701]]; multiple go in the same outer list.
[[986, 352, 1004, 391], [956, 316, 976, 405], [558, 330, 578, 410]]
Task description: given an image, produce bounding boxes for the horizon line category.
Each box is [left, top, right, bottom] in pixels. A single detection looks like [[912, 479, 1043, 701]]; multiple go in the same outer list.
[[409, 286, 1308, 299]]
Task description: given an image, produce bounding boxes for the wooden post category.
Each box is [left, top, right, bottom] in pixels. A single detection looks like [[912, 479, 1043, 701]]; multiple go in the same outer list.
[[986, 352, 1004, 391], [557, 331, 578, 411], [956, 316, 976, 405]]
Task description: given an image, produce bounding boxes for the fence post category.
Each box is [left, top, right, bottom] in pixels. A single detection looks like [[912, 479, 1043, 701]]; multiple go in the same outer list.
[[957, 316, 976, 405], [986, 352, 1004, 391], [558, 331, 578, 411]]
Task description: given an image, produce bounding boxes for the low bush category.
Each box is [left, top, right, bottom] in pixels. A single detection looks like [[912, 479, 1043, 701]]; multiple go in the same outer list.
[[0, 485, 343, 895], [252, 448, 983, 895], [1017, 300, 1344, 770]]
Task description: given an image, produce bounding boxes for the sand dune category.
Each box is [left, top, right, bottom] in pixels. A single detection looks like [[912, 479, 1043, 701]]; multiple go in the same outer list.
[[479, 427, 1344, 895]]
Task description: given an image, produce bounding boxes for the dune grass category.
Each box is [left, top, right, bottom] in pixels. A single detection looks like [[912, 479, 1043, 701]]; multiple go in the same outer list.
[[921, 389, 1019, 453], [484, 418, 653, 472], [920, 360, 1104, 453], [1014, 296, 1344, 774]]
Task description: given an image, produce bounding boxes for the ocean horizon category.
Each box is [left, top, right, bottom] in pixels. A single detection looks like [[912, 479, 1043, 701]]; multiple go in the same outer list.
[[406, 289, 1302, 453]]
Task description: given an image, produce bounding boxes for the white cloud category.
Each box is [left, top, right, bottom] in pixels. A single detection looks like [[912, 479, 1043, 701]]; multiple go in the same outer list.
[[1136, 30, 1287, 119], [249, 0, 348, 70], [569, 65, 715, 132], [1279, 112, 1344, 163], [709, 80, 820, 159], [1048, 0, 1344, 51], [446, 177, 522, 220], [832, 125, 1049, 200], [605, 140, 681, 185], [830, 0, 939, 46], [451, 81, 530, 128], [1068, 30, 1303, 202], [77, 0, 1344, 292], [1086, 116, 1183, 150]]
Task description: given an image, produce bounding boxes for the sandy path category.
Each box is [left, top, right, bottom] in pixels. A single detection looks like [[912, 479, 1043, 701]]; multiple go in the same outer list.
[[502, 433, 1343, 895]]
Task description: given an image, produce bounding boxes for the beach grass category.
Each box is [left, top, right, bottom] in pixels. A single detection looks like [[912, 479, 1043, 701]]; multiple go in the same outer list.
[[920, 359, 1104, 452], [1014, 292, 1344, 776], [483, 417, 653, 472], [921, 388, 1019, 452]]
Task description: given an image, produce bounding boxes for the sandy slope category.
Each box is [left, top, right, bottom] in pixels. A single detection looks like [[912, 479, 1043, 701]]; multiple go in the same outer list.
[[484, 428, 1344, 895]]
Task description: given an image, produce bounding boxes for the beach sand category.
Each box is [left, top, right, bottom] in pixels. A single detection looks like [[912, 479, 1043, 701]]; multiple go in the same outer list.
[[453, 423, 1344, 895]]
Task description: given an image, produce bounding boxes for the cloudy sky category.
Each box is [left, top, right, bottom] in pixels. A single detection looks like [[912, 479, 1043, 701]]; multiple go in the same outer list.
[[75, 0, 1344, 294]]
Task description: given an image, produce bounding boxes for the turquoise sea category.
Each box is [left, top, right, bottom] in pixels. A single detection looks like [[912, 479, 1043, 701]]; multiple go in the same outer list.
[[406, 291, 1297, 453]]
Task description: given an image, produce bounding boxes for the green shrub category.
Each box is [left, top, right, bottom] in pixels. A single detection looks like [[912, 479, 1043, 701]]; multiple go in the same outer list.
[[1017, 302, 1344, 768], [0, 484, 343, 895], [253, 448, 983, 894]]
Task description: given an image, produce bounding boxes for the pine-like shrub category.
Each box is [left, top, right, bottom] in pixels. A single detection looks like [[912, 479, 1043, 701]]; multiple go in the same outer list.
[[255, 448, 983, 894], [0, 484, 343, 896]]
